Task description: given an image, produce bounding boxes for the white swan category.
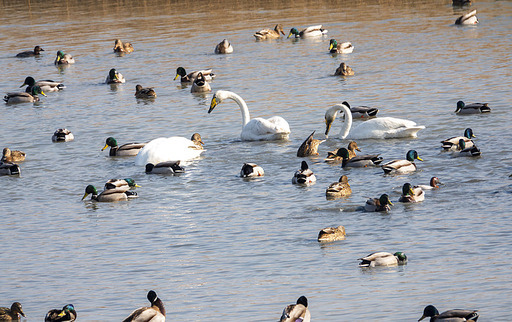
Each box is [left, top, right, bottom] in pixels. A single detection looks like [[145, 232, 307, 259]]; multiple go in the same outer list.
[[134, 133, 204, 166], [208, 90, 291, 141], [324, 102, 425, 139]]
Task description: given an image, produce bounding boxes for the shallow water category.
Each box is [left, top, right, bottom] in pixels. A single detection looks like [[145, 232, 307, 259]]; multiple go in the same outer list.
[[1, 0, 511, 320]]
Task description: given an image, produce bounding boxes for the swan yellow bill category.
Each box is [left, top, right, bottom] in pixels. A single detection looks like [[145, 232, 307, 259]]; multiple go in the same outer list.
[[208, 96, 218, 113]]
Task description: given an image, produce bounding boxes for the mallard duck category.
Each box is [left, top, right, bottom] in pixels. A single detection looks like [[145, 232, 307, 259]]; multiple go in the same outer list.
[[21, 76, 64, 93], [4, 85, 46, 104], [455, 9, 478, 25], [279, 296, 310, 322], [190, 72, 211, 93], [458, 139, 481, 157], [382, 150, 423, 174], [16, 45, 44, 57], [240, 163, 264, 178], [174, 67, 215, 83], [254, 24, 285, 40], [349, 105, 379, 119], [317, 226, 346, 242], [102, 137, 146, 156], [135, 85, 156, 99], [2, 148, 25, 162], [365, 194, 393, 212], [329, 39, 354, 54], [417, 177, 442, 190], [146, 161, 185, 174], [0, 302, 25, 321], [326, 175, 351, 199], [287, 25, 327, 38], [52, 128, 74, 142], [399, 183, 424, 203], [105, 68, 125, 84], [441, 128, 475, 150], [215, 39, 233, 54], [358, 251, 407, 267], [209, 90, 290, 141], [135, 133, 204, 165], [113, 39, 134, 53], [104, 178, 140, 191], [326, 141, 361, 161], [419, 305, 479, 321], [122, 290, 166, 322], [0, 162, 21, 176], [82, 184, 137, 202], [292, 161, 316, 185], [332, 147, 383, 168], [297, 131, 325, 157], [334, 62, 354, 76], [455, 101, 490, 114], [45, 304, 77, 322], [452, 0, 471, 6], [54, 50, 75, 64]]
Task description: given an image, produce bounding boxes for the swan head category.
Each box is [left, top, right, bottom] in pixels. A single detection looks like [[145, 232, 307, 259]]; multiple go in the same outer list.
[[209, 90, 229, 113], [325, 102, 350, 137]]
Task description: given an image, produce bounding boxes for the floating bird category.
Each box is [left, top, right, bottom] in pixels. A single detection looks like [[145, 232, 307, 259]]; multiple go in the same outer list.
[[208, 90, 290, 141], [21, 76, 64, 93], [254, 24, 285, 40], [317, 226, 346, 242], [190, 72, 211, 93], [416, 177, 442, 190], [2, 148, 25, 162], [135, 85, 156, 99], [104, 178, 140, 191], [325, 141, 361, 161], [455, 101, 490, 114], [215, 39, 233, 54], [113, 39, 134, 53], [0, 302, 25, 321], [331, 147, 383, 168], [288, 25, 327, 38], [146, 161, 185, 174], [122, 290, 166, 322], [82, 185, 137, 202], [458, 139, 481, 157], [54, 50, 75, 64], [452, 0, 471, 6], [0, 162, 21, 176], [174, 67, 215, 83], [329, 39, 354, 54], [297, 131, 325, 157], [240, 163, 264, 178], [418, 305, 479, 322], [52, 129, 74, 142], [358, 251, 407, 267], [16, 45, 44, 57], [102, 137, 146, 156], [134, 133, 204, 166], [45, 304, 77, 322], [292, 161, 316, 185], [105, 68, 125, 84], [455, 9, 478, 25], [365, 194, 393, 212], [348, 105, 379, 119], [325, 175, 351, 199], [334, 62, 354, 76], [279, 296, 310, 322], [382, 150, 423, 174], [325, 102, 424, 139], [441, 128, 475, 150], [399, 183, 424, 203], [4, 85, 46, 104]]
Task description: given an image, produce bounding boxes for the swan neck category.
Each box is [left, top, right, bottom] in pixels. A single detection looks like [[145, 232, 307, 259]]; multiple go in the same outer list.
[[227, 92, 250, 126], [334, 104, 352, 139]]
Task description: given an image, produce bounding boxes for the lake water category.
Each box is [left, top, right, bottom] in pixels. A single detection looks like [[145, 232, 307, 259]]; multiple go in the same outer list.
[[1, 0, 511, 320]]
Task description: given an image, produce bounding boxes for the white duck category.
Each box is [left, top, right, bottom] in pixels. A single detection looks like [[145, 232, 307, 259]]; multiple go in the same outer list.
[[324, 102, 425, 139], [135, 133, 204, 166], [208, 90, 290, 141]]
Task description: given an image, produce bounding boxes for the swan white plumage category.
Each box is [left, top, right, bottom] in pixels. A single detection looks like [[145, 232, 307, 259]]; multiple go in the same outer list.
[[324, 102, 425, 139], [135, 134, 204, 166], [208, 90, 290, 141]]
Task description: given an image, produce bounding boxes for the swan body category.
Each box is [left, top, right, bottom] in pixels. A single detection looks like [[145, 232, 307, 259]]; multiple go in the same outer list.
[[365, 194, 393, 212], [4, 85, 46, 104], [174, 67, 215, 83], [103, 137, 146, 156], [318, 226, 346, 242], [21, 76, 64, 92], [455, 100, 490, 114], [325, 102, 424, 139], [2, 148, 25, 162], [113, 39, 134, 53], [329, 39, 353, 54], [399, 183, 424, 203], [123, 290, 166, 322], [135, 85, 156, 98], [240, 163, 264, 178], [358, 251, 407, 267], [208, 90, 290, 141], [215, 39, 233, 54], [326, 175, 351, 199], [45, 304, 77, 322], [146, 161, 185, 174], [297, 131, 325, 157], [190, 72, 211, 93], [455, 10, 478, 25], [16, 45, 44, 57], [0, 162, 20, 176], [441, 128, 475, 150], [135, 134, 204, 166], [419, 305, 479, 322], [381, 150, 423, 174], [292, 161, 316, 185], [54, 50, 75, 64], [417, 177, 442, 190], [279, 296, 310, 322], [254, 24, 285, 40], [334, 62, 354, 76], [105, 68, 125, 84], [52, 128, 74, 142], [0, 302, 25, 321], [288, 25, 327, 38]]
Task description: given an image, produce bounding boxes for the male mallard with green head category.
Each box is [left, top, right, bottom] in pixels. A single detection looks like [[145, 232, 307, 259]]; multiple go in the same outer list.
[[279, 296, 310, 322], [82, 185, 138, 202], [399, 182, 424, 203], [45, 304, 77, 322], [455, 101, 490, 114], [54, 50, 75, 64], [381, 150, 422, 174], [288, 25, 327, 38], [418, 305, 479, 321], [21, 76, 64, 92], [358, 251, 407, 267], [122, 290, 165, 322], [102, 137, 146, 156], [365, 194, 393, 212], [4, 85, 46, 104]]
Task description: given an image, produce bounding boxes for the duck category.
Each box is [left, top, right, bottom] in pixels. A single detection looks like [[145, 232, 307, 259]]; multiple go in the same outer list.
[[134, 133, 204, 166], [332, 147, 383, 168], [4, 85, 46, 104], [416, 177, 442, 190], [215, 39, 233, 54], [348, 105, 379, 119], [325, 175, 351, 199], [334, 62, 354, 76], [146, 161, 185, 174], [190, 72, 211, 93], [45, 304, 77, 322], [458, 139, 481, 157], [82, 184, 137, 202], [279, 296, 310, 322], [54, 50, 75, 64], [122, 290, 165, 322], [0, 302, 25, 321], [0, 162, 21, 176], [240, 163, 264, 178], [382, 150, 423, 174], [358, 251, 407, 267], [2, 148, 25, 162], [419, 305, 479, 321], [329, 39, 354, 54], [287, 25, 327, 38], [135, 85, 156, 99], [21, 76, 64, 93], [455, 9, 478, 25], [317, 226, 346, 242], [208, 90, 290, 141], [297, 131, 325, 157], [452, 0, 471, 6], [365, 194, 393, 212], [441, 128, 475, 150], [455, 101, 490, 114], [174, 67, 215, 83], [325, 141, 361, 161], [52, 128, 74, 142], [325, 102, 425, 139], [254, 24, 285, 40], [105, 68, 126, 84], [292, 160, 316, 185], [399, 183, 424, 203], [113, 39, 134, 53], [102, 137, 146, 156], [16, 45, 44, 57], [104, 178, 140, 191]]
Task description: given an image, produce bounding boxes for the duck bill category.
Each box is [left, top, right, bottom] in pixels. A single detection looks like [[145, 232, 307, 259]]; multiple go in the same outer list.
[[57, 310, 66, 317], [388, 200, 394, 206], [208, 97, 217, 113], [287, 33, 293, 38], [40, 90, 47, 97], [329, 43, 334, 51], [135, 184, 141, 187], [81, 193, 89, 200], [417, 157, 424, 161], [101, 143, 109, 151], [408, 188, 415, 196], [20, 82, 27, 88], [173, 74, 180, 81], [418, 314, 427, 321]]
